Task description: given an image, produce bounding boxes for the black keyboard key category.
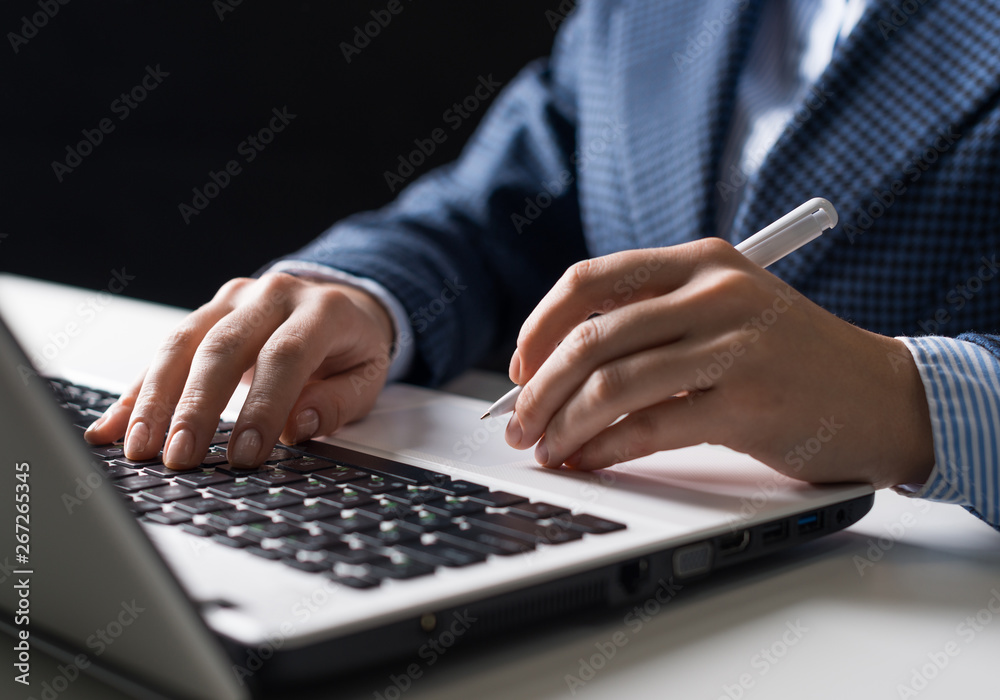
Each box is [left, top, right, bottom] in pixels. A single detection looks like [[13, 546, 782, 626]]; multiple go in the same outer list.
[[353, 522, 421, 547], [242, 492, 304, 511], [353, 500, 409, 522], [90, 444, 126, 460], [262, 447, 298, 463], [207, 481, 268, 499], [139, 484, 200, 503], [278, 531, 343, 552], [316, 490, 373, 509], [466, 490, 529, 508], [396, 541, 488, 568], [113, 456, 166, 470], [465, 512, 583, 544], [436, 525, 536, 556], [325, 572, 381, 589], [208, 432, 231, 445], [174, 471, 233, 488], [507, 502, 569, 519], [211, 533, 258, 549], [240, 520, 305, 542], [125, 499, 163, 515], [172, 497, 230, 515], [382, 488, 445, 507], [247, 469, 307, 487], [115, 475, 171, 492], [144, 509, 193, 525], [277, 502, 344, 522], [100, 463, 140, 480], [325, 545, 382, 566], [282, 557, 333, 573], [314, 513, 380, 535], [422, 498, 487, 518], [427, 480, 486, 497], [281, 479, 340, 499], [399, 510, 455, 534], [246, 546, 284, 561], [275, 456, 336, 473], [364, 556, 436, 580], [200, 452, 232, 466], [140, 464, 183, 478], [555, 513, 627, 534], [347, 476, 407, 495], [311, 466, 370, 484], [206, 509, 270, 527]]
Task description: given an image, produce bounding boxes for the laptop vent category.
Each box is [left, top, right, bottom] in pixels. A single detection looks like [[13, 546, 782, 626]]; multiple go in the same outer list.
[[459, 580, 607, 639]]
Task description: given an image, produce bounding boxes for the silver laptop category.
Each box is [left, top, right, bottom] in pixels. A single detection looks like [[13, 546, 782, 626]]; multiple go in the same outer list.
[[0, 275, 873, 699]]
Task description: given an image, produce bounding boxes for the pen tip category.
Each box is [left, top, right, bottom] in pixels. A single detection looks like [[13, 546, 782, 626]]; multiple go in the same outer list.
[[480, 411, 490, 420]]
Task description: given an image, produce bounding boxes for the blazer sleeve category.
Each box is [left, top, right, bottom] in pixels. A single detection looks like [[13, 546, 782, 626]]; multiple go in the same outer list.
[[269, 12, 590, 387], [897, 335, 1000, 530]]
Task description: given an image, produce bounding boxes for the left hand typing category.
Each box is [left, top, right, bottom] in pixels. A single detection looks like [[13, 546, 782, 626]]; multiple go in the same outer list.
[[504, 238, 935, 489]]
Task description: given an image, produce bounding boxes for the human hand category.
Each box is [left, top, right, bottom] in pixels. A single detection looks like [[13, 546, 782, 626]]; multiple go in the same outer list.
[[504, 238, 935, 489], [84, 273, 394, 469]]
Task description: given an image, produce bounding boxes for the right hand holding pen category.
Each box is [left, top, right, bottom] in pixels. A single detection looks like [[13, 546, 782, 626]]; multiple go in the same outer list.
[[83, 273, 395, 469]]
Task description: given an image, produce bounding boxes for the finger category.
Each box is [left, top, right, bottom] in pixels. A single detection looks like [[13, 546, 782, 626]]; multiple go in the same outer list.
[[226, 288, 376, 465], [510, 293, 697, 449], [531, 331, 737, 466], [560, 390, 727, 470], [84, 369, 147, 445], [278, 360, 387, 445], [512, 246, 699, 383], [162, 277, 293, 468]]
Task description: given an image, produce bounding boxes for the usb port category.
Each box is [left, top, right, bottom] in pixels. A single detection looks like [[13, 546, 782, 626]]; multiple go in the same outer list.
[[760, 521, 788, 545], [796, 512, 823, 535]]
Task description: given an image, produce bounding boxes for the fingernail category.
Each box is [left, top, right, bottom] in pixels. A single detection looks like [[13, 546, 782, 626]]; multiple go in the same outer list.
[[506, 413, 523, 447], [164, 428, 194, 467], [85, 413, 108, 435], [509, 351, 521, 384], [230, 428, 262, 466], [534, 439, 549, 466], [295, 409, 320, 442], [125, 421, 150, 457]]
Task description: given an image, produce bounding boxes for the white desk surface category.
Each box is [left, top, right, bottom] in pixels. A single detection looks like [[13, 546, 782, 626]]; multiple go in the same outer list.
[[1, 274, 998, 700]]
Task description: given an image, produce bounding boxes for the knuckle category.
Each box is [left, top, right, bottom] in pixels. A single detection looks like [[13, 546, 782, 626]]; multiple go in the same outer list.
[[261, 330, 311, 364], [590, 362, 629, 403], [563, 319, 604, 364], [198, 324, 248, 360], [215, 276, 253, 300]]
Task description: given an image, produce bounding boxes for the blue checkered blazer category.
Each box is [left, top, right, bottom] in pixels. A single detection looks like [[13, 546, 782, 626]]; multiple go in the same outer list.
[[281, 0, 1000, 527]]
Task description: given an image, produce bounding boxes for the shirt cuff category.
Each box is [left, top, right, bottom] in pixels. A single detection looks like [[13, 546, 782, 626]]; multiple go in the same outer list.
[[896, 336, 1000, 529], [263, 260, 414, 383]]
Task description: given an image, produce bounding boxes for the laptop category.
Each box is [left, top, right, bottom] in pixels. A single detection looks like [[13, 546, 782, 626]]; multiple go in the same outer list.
[[0, 274, 874, 699]]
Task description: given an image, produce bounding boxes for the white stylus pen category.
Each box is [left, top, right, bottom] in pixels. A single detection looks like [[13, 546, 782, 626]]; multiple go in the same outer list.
[[480, 197, 838, 419]]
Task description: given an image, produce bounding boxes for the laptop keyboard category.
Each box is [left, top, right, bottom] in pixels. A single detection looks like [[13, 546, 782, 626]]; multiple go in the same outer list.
[[50, 377, 626, 590]]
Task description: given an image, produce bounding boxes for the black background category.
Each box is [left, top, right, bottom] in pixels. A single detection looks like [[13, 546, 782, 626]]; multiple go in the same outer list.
[[2, 1, 568, 310]]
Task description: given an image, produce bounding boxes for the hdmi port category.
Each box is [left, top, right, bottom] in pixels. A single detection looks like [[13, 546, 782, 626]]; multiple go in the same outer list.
[[717, 530, 750, 555]]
